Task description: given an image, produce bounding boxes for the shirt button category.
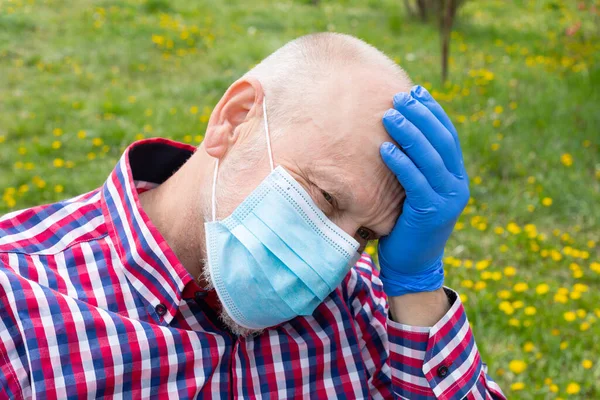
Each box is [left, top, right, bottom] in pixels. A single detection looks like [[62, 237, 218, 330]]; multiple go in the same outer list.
[[437, 365, 449, 378], [194, 291, 208, 303], [155, 303, 167, 317]]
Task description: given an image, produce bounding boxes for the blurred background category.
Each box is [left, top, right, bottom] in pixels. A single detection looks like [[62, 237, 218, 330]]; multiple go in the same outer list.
[[1, 0, 599, 397]]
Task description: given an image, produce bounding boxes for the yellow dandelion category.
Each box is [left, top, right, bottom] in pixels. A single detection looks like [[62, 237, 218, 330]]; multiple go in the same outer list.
[[190, 106, 199, 114], [53, 158, 65, 168], [474, 281, 486, 291], [508, 360, 527, 374], [504, 266, 517, 277], [523, 342, 535, 352], [560, 341, 569, 350], [560, 153, 573, 167], [77, 130, 87, 139], [51, 140, 62, 149], [497, 290, 511, 299], [54, 184, 64, 193], [524, 306, 536, 316], [476, 260, 490, 270], [582, 359, 593, 369], [507, 222, 521, 234], [513, 282, 528, 292], [566, 383, 580, 395], [550, 384, 559, 393], [128, 95, 136, 103], [52, 128, 63, 136], [580, 322, 590, 331], [535, 283, 549, 295], [512, 300, 524, 309], [554, 293, 568, 303], [542, 197, 553, 206], [490, 143, 500, 151], [510, 382, 525, 391], [461, 279, 474, 289], [563, 311, 576, 322]]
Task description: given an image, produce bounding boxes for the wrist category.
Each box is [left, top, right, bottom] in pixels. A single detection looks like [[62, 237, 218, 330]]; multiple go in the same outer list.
[[388, 287, 450, 326]]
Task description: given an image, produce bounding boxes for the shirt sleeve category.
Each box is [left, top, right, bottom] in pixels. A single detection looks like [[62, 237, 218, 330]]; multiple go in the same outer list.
[[348, 254, 506, 400]]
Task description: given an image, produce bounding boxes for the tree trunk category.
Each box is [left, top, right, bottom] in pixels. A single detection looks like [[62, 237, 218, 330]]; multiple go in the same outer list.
[[416, 0, 428, 21], [403, 0, 416, 17], [440, 0, 455, 82]]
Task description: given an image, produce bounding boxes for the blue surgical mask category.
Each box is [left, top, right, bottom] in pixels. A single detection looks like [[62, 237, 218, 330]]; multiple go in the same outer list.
[[204, 97, 360, 330]]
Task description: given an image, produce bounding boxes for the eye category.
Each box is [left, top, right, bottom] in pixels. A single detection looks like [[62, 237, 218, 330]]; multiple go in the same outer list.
[[357, 227, 372, 241], [322, 190, 333, 204]]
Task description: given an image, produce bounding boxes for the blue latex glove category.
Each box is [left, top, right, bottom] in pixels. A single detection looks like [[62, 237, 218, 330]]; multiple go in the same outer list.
[[378, 85, 470, 297]]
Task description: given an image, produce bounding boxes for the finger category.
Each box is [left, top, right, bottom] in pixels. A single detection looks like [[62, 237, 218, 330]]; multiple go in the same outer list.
[[380, 142, 435, 202], [393, 91, 463, 177], [410, 85, 467, 178], [383, 109, 452, 193]]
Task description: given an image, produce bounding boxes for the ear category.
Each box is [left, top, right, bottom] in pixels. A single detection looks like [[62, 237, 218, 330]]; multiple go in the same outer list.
[[203, 77, 264, 159]]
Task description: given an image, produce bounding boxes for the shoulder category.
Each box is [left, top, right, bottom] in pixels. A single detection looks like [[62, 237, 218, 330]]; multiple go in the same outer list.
[[0, 189, 105, 255]]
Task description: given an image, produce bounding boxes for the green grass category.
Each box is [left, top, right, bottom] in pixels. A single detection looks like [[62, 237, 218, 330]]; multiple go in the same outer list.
[[1, 0, 599, 397]]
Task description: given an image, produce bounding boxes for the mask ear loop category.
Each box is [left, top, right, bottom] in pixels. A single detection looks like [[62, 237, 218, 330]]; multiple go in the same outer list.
[[211, 158, 219, 222], [263, 96, 275, 172], [211, 96, 274, 222]]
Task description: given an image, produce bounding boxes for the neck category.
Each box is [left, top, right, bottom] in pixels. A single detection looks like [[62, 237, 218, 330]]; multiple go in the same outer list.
[[139, 150, 212, 286]]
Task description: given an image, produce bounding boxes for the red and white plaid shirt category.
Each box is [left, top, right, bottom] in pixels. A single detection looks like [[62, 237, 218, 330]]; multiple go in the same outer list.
[[0, 138, 505, 399]]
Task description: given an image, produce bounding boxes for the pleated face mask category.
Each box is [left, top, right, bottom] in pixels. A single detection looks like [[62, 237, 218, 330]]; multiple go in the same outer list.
[[204, 97, 360, 330]]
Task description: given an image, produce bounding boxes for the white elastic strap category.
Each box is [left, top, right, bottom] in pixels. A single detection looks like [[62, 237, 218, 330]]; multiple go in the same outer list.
[[211, 96, 273, 222], [263, 96, 274, 171], [211, 158, 219, 222]]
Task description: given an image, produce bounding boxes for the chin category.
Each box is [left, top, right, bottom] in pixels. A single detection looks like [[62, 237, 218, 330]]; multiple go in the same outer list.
[[201, 259, 265, 338]]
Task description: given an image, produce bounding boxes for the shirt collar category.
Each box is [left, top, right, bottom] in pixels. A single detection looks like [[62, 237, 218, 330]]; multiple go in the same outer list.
[[100, 138, 198, 324]]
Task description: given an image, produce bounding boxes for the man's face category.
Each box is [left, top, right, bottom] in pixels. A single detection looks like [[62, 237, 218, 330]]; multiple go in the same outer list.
[[268, 69, 407, 251], [215, 69, 408, 251]]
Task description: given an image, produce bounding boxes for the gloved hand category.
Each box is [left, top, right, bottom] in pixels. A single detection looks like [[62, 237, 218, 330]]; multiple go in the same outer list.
[[378, 85, 470, 297]]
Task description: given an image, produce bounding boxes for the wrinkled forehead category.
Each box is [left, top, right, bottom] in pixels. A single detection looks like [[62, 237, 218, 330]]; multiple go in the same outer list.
[[275, 70, 410, 231]]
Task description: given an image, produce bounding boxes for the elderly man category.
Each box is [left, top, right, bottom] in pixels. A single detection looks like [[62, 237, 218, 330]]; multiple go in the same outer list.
[[0, 33, 505, 399]]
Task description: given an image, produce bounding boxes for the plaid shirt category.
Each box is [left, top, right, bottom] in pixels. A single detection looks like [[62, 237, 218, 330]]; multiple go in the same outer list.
[[0, 139, 505, 399]]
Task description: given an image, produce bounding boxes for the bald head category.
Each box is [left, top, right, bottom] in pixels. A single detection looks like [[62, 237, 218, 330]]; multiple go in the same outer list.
[[244, 33, 412, 141]]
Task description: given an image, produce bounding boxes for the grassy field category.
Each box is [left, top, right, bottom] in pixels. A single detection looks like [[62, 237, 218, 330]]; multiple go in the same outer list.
[[1, 0, 599, 397]]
